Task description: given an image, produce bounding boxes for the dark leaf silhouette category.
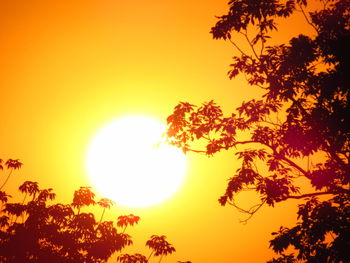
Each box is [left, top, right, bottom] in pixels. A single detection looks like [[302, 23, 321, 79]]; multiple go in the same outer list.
[[146, 235, 176, 263], [0, 160, 183, 263], [97, 197, 114, 223], [117, 214, 140, 233], [0, 159, 23, 190], [18, 181, 39, 202], [0, 180, 135, 263], [72, 186, 96, 214], [117, 253, 148, 263], [5, 159, 23, 170], [0, 191, 11, 203]]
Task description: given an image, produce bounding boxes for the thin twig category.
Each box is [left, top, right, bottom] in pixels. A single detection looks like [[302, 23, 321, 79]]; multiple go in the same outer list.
[[228, 38, 246, 56], [0, 169, 13, 190], [241, 30, 259, 59], [298, 3, 319, 33]]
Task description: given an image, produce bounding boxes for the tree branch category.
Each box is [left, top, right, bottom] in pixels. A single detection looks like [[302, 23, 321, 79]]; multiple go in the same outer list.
[[234, 140, 259, 146], [259, 24, 265, 56], [279, 156, 309, 177], [322, 141, 349, 171], [186, 148, 207, 154], [287, 191, 336, 199]]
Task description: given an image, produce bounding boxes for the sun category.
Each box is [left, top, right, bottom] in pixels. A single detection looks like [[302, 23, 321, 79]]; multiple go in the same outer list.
[[86, 115, 187, 208]]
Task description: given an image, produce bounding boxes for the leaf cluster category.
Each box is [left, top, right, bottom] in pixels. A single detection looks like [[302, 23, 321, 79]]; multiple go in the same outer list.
[[270, 195, 350, 262], [0, 182, 134, 263], [146, 235, 176, 257], [118, 235, 177, 263], [0, 162, 186, 263]]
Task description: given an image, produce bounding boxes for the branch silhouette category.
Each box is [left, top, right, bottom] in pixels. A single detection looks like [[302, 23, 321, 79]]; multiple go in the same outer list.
[[168, 0, 350, 261]]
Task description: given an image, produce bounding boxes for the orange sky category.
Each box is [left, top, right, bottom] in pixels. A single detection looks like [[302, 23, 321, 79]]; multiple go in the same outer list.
[[0, 1, 315, 262]]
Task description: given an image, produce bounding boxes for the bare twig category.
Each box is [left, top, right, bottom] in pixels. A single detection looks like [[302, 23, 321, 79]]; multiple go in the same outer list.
[[227, 199, 266, 224], [240, 30, 259, 59], [298, 3, 319, 34], [228, 38, 247, 56]]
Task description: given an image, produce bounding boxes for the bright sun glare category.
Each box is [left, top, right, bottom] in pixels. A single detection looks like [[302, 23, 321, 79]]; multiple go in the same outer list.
[[86, 116, 187, 208]]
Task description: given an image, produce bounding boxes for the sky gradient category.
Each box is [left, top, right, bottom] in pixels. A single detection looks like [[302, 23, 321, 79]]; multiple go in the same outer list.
[[0, 1, 315, 262]]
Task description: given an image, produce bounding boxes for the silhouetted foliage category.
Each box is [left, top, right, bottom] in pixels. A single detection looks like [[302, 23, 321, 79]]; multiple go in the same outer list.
[[0, 181, 133, 263], [0, 162, 186, 263], [97, 197, 115, 223], [117, 214, 140, 233], [145, 235, 176, 263], [117, 253, 148, 263], [117, 235, 180, 263], [167, 0, 350, 262], [0, 159, 23, 191]]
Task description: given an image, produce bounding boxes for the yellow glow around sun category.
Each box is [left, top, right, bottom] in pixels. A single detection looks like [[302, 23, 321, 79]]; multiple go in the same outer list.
[[86, 116, 187, 208]]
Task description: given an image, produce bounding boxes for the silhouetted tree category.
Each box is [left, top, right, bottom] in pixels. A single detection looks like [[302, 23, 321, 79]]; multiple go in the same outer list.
[[0, 180, 134, 263], [167, 0, 350, 262], [0, 162, 186, 263]]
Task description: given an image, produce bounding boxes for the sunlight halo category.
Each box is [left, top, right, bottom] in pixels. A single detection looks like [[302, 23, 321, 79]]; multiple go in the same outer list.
[[86, 115, 187, 208]]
